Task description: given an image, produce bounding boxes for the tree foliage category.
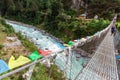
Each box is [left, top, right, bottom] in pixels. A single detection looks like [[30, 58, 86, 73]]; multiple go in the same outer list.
[[0, 0, 111, 42], [86, 0, 120, 18]]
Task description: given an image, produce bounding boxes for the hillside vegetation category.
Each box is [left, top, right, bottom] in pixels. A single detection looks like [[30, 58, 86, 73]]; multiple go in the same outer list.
[[0, 0, 117, 79], [0, 18, 65, 80], [0, 0, 112, 42]]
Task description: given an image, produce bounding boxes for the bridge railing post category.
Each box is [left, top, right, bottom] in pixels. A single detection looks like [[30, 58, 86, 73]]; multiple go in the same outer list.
[[23, 61, 36, 80]]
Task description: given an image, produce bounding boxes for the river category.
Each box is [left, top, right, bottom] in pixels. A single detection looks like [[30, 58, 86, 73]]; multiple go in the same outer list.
[[7, 21, 88, 80]]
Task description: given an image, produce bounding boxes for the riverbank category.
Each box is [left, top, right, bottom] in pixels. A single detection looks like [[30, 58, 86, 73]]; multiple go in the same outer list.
[[6, 20, 64, 44], [0, 18, 66, 80]]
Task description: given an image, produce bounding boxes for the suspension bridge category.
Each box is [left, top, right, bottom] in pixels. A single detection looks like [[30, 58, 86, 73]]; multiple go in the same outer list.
[[74, 18, 119, 80], [0, 15, 119, 80]]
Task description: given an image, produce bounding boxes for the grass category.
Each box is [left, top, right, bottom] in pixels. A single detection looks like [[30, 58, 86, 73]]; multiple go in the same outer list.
[[103, 20, 110, 24], [0, 32, 6, 44], [116, 22, 120, 31], [0, 25, 7, 44], [0, 18, 65, 80], [117, 22, 120, 27]]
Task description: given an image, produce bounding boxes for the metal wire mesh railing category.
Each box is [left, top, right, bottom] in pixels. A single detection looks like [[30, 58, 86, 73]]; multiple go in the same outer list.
[[74, 15, 119, 80]]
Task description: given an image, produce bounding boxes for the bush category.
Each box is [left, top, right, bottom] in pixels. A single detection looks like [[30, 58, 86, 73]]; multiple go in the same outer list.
[[0, 44, 4, 49], [31, 63, 66, 80], [0, 18, 15, 35], [16, 32, 38, 52], [86, 19, 110, 35]]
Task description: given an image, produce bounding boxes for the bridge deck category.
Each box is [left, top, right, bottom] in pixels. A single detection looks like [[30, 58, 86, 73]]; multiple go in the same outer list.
[[76, 30, 119, 80]]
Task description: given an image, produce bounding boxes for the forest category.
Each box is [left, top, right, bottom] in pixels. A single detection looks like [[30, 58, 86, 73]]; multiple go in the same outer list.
[[0, 0, 120, 42]]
